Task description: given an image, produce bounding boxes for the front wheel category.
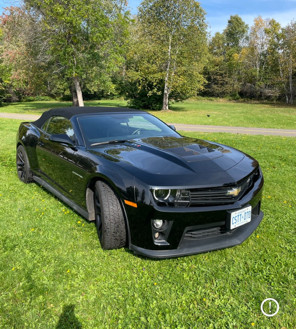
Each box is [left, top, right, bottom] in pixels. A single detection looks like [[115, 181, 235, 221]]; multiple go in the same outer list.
[[94, 181, 127, 250], [16, 145, 33, 183]]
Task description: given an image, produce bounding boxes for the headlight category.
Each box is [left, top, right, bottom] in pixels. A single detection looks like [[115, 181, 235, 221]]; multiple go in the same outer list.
[[152, 189, 190, 207], [153, 189, 171, 201]]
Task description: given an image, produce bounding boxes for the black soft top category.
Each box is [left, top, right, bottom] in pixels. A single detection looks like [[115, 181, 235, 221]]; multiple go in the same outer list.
[[32, 106, 142, 128]]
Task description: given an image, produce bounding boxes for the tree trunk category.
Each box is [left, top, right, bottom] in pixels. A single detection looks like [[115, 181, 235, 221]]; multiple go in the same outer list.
[[71, 85, 79, 106], [73, 76, 84, 107], [162, 35, 172, 111]]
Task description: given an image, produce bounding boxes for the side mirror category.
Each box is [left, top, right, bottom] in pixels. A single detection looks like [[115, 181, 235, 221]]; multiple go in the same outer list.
[[49, 134, 75, 147], [169, 124, 176, 131]]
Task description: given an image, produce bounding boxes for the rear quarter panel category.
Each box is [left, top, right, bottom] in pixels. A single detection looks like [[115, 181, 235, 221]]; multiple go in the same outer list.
[[17, 123, 40, 172]]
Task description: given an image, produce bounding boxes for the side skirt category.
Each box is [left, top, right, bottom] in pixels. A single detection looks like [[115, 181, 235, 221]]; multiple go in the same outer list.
[[33, 175, 89, 221]]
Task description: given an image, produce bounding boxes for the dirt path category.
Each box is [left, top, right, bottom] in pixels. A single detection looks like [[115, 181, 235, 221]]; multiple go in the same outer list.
[[0, 113, 40, 121], [1, 112, 295, 137]]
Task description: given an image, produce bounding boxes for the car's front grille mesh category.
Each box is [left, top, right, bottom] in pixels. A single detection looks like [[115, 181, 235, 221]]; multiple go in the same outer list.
[[184, 226, 227, 240], [188, 169, 260, 206]]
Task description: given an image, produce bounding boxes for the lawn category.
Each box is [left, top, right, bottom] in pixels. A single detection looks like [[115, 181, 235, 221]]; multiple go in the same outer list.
[[0, 118, 295, 328], [1, 98, 296, 129], [0, 99, 128, 115], [158, 99, 296, 130]]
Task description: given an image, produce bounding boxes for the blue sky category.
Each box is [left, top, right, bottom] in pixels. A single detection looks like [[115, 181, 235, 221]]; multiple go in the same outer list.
[[128, 0, 296, 34], [1, 0, 295, 35]]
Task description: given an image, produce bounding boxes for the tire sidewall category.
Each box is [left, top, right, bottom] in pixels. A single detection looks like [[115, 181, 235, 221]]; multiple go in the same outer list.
[[95, 181, 127, 250]]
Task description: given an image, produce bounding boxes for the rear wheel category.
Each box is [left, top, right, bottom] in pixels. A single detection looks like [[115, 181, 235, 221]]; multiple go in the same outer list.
[[94, 181, 127, 250], [16, 145, 33, 183]]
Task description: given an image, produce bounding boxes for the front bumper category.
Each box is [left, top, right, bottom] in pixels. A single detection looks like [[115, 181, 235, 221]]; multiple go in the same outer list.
[[130, 210, 263, 259], [126, 173, 264, 259]]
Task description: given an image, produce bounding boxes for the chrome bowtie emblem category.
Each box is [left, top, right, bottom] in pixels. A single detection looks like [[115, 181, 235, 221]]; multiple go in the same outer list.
[[227, 187, 241, 197]]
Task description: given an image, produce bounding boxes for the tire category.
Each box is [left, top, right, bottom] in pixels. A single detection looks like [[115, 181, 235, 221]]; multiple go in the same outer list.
[[94, 181, 127, 250], [16, 145, 33, 183]]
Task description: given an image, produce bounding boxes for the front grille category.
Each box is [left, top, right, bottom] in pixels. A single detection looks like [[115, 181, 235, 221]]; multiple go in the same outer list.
[[184, 226, 227, 240], [189, 188, 237, 205], [188, 169, 259, 206]]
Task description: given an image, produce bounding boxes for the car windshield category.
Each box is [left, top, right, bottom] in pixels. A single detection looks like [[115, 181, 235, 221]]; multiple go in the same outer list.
[[77, 113, 180, 146]]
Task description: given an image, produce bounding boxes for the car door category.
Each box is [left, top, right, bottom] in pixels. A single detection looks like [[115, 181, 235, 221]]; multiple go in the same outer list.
[[36, 116, 86, 201]]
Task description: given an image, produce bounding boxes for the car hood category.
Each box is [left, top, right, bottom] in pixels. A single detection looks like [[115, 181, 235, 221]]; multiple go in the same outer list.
[[89, 136, 258, 187]]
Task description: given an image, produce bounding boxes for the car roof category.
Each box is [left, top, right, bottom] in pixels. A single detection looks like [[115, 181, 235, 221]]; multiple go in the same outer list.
[[32, 106, 144, 128]]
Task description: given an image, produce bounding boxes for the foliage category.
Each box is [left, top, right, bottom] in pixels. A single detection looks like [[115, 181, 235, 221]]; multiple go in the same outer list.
[[0, 1, 129, 106], [224, 15, 249, 50], [0, 7, 48, 102], [203, 32, 233, 97], [0, 117, 295, 328], [203, 16, 296, 103], [203, 15, 249, 98], [1, 3, 296, 105], [123, 0, 208, 110]]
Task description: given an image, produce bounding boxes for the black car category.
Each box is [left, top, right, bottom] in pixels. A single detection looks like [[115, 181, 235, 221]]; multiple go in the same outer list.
[[16, 107, 264, 258]]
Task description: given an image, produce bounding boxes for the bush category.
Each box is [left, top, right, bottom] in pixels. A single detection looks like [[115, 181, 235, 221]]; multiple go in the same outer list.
[[23, 95, 53, 102], [122, 79, 164, 110]]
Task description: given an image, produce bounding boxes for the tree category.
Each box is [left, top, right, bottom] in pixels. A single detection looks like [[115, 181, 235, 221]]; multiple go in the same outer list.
[[202, 32, 233, 97], [203, 16, 249, 99], [0, 6, 49, 101], [23, 0, 129, 106], [264, 20, 296, 103], [224, 15, 249, 51], [238, 17, 272, 99], [281, 22, 296, 104], [248, 17, 269, 83], [265, 19, 284, 90], [129, 0, 207, 110]]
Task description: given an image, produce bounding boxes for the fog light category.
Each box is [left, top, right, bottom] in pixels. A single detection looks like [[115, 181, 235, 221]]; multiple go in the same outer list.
[[154, 232, 160, 239], [153, 219, 164, 229]]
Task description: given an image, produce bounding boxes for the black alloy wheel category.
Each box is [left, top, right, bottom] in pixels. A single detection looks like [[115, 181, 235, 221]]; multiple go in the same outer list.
[[16, 145, 33, 183]]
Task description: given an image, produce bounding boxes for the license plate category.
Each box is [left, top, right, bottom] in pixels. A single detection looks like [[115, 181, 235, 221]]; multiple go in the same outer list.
[[230, 206, 252, 229]]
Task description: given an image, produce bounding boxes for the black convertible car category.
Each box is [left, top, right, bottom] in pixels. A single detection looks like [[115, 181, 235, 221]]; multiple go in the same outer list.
[[16, 107, 264, 258]]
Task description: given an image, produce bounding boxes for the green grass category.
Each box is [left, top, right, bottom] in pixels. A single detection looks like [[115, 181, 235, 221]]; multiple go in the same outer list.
[[0, 119, 295, 328], [1, 98, 296, 129], [157, 99, 296, 129], [0, 99, 128, 115]]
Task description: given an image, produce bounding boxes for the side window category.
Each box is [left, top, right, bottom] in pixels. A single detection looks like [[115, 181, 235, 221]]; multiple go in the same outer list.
[[45, 116, 75, 141]]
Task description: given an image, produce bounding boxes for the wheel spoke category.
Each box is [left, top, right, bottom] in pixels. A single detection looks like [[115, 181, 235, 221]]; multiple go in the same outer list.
[[17, 151, 25, 178], [94, 191, 102, 228], [17, 152, 24, 163], [17, 161, 24, 166]]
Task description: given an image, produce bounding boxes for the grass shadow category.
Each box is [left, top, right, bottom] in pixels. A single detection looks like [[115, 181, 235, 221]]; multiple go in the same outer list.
[[56, 305, 82, 329], [1, 100, 129, 113], [94, 100, 128, 107], [1, 102, 72, 112], [168, 105, 187, 112]]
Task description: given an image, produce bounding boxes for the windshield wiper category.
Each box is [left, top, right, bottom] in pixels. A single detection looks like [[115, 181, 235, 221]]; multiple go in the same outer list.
[[90, 139, 130, 147]]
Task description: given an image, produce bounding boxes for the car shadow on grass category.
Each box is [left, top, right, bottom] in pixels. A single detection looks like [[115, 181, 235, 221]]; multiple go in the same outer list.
[[56, 305, 82, 329]]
